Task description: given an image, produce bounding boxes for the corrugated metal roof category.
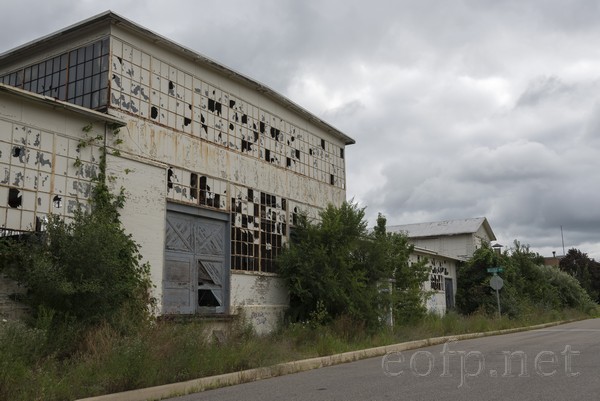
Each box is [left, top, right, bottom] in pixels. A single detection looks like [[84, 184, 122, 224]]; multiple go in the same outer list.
[[388, 217, 496, 240]]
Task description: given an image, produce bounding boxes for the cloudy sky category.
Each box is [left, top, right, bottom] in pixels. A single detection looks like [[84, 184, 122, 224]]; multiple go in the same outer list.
[[2, 0, 600, 259]]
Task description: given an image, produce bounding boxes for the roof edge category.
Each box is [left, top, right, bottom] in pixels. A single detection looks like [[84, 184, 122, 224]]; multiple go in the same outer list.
[[0, 83, 126, 127]]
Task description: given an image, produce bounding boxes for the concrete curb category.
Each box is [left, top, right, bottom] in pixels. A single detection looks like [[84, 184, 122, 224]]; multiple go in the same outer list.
[[77, 319, 577, 401]]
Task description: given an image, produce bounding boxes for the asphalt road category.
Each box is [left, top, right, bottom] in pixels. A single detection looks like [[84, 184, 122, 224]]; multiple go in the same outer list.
[[169, 319, 600, 401]]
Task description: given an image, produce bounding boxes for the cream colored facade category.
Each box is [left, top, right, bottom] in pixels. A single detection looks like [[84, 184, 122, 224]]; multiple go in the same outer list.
[[389, 217, 496, 261], [410, 247, 459, 315], [0, 12, 354, 332]]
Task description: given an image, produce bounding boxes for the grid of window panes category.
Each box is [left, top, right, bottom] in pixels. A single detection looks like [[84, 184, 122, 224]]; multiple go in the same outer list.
[[230, 185, 288, 273], [0, 38, 109, 110], [110, 35, 347, 190], [0, 120, 100, 234], [165, 166, 227, 211], [231, 185, 261, 272]]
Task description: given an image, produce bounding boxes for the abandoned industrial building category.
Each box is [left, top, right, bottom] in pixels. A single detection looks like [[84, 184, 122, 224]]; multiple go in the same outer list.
[[0, 11, 355, 332]]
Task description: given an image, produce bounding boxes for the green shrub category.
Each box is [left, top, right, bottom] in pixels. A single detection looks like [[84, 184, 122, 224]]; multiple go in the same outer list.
[[0, 175, 154, 335]]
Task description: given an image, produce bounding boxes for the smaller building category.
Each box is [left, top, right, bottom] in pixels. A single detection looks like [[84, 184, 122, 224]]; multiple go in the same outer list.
[[389, 217, 496, 261], [410, 247, 460, 315], [543, 252, 564, 267]]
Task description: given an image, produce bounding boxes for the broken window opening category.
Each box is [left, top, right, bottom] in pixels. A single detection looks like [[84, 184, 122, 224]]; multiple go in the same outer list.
[[190, 173, 198, 199], [321, 139, 326, 150], [52, 195, 62, 208], [340, 148, 344, 159], [184, 117, 192, 126], [167, 168, 174, 189], [198, 176, 207, 205], [151, 106, 159, 119], [330, 174, 335, 185], [264, 149, 270, 162], [241, 139, 252, 152], [8, 188, 21, 208], [198, 289, 220, 307], [12, 146, 23, 158]]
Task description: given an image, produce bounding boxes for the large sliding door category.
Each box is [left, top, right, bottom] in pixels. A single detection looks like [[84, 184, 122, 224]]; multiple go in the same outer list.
[[163, 205, 229, 315]]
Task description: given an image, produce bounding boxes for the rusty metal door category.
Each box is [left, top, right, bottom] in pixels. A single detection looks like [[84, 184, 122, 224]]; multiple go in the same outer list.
[[163, 208, 228, 315]]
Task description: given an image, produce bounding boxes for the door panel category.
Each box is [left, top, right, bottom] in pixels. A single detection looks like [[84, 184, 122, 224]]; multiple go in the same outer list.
[[163, 209, 228, 315], [163, 254, 194, 314], [445, 278, 455, 311]]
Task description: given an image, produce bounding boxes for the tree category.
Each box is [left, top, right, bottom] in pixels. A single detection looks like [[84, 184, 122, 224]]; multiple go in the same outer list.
[[277, 203, 426, 329], [559, 248, 600, 303]]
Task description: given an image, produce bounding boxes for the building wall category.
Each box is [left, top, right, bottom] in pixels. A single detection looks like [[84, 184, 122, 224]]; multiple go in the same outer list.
[[0, 19, 351, 332], [103, 26, 348, 329], [0, 91, 106, 233], [411, 234, 473, 261], [410, 251, 458, 315], [0, 90, 115, 319]]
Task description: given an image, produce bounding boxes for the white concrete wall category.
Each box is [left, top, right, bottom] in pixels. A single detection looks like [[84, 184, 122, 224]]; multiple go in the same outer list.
[[410, 251, 458, 315], [230, 272, 289, 335], [105, 154, 167, 312]]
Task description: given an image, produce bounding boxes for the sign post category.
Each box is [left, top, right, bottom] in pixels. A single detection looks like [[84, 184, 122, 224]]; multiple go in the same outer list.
[[488, 267, 504, 318]]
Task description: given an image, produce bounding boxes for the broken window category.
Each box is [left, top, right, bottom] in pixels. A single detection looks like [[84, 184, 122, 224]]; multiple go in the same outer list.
[[231, 186, 287, 274], [8, 188, 21, 208], [197, 261, 222, 307], [198, 290, 220, 307], [52, 195, 62, 208]]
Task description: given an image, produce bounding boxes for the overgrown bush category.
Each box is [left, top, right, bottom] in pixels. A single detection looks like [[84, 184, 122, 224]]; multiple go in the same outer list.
[[456, 241, 597, 318], [278, 202, 429, 329], [0, 153, 154, 335]]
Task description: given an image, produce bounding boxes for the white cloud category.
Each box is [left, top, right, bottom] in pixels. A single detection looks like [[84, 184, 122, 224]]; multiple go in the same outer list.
[[2, 0, 600, 259]]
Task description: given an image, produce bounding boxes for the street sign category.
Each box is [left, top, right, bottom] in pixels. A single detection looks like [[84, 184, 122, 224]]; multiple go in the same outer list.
[[489, 275, 504, 318], [487, 267, 504, 274], [490, 275, 504, 290]]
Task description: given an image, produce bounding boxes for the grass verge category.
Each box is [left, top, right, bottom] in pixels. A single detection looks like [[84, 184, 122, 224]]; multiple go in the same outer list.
[[0, 307, 595, 401]]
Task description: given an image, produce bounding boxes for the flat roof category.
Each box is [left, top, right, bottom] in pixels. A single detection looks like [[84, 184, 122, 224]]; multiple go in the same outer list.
[[0, 11, 355, 146]]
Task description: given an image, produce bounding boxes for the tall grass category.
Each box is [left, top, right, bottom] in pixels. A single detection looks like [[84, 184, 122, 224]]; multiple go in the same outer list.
[[0, 307, 595, 401]]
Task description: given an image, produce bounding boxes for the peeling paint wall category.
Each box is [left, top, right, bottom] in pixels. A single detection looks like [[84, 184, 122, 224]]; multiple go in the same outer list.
[[0, 18, 352, 333], [230, 272, 289, 335], [0, 92, 102, 234], [0, 91, 110, 317], [104, 28, 349, 331]]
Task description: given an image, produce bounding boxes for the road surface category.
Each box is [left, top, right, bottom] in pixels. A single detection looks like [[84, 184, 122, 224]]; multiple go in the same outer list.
[[169, 318, 600, 401]]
